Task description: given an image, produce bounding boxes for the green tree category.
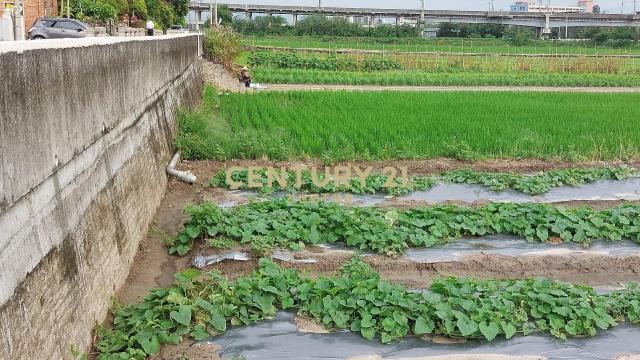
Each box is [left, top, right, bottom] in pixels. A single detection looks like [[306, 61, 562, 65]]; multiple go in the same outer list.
[[154, 0, 176, 29], [218, 5, 233, 26], [71, 0, 118, 21], [504, 27, 535, 46], [128, 0, 148, 19], [170, 0, 188, 19]]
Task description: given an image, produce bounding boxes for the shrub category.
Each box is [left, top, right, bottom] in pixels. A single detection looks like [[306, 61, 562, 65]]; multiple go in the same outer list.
[[248, 51, 403, 72], [203, 27, 242, 68], [504, 27, 535, 46]]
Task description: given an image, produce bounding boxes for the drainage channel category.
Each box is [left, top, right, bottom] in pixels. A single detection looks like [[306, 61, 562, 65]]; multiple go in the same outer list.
[[212, 312, 640, 360]]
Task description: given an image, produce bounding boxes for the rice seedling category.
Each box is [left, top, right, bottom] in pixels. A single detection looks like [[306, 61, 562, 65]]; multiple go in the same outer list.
[[217, 91, 640, 162]]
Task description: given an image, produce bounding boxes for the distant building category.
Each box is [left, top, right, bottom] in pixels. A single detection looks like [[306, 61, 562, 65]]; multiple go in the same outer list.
[[576, 0, 594, 12], [510, 0, 593, 13]]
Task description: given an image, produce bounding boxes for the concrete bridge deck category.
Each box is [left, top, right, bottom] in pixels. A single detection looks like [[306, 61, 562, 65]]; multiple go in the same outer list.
[[189, 2, 640, 28]]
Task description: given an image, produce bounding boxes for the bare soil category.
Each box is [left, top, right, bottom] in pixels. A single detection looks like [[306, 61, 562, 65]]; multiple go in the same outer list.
[[200, 60, 248, 93], [195, 245, 640, 289], [149, 341, 221, 360]]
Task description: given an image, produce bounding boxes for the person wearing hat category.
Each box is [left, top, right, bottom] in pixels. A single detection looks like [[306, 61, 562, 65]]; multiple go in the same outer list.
[[240, 66, 252, 88]]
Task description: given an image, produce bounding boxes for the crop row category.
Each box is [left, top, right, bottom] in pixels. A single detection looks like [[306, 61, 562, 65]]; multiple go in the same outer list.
[[168, 200, 640, 256], [248, 50, 640, 75], [242, 36, 640, 56], [252, 68, 640, 87], [210, 166, 637, 196], [96, 257, 640, 359], [249, 51, 403, 71]]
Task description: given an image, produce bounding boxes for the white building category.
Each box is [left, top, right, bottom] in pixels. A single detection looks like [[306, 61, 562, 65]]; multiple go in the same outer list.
[[510, 0, 594, 13]]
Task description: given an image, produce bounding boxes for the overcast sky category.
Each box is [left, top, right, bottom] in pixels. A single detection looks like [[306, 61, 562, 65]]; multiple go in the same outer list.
[[222, 0, 637, 14]]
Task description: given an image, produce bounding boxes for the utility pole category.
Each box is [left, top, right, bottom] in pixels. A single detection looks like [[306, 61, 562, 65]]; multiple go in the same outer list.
[[420, 0, 425, 26], [209, 0, 213, 26], [214, 0, 219, 27], [318, 0, 321, 9], [489, 0, 495, 11], [14, 0, 25, 40]]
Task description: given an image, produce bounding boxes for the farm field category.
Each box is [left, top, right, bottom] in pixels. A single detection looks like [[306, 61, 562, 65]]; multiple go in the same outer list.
[[242, 36, 640, 56], [240, 32, 640, 87], [207, 90, 640, 162], [245, 47, 640, 87], [103, 39, 640, 357]]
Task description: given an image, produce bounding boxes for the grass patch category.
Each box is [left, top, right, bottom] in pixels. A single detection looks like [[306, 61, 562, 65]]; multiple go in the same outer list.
[[218, 91, 640, 162], [175, 86, 296, 161]]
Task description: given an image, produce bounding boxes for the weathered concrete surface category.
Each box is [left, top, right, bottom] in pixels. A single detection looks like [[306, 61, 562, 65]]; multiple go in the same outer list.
[[0, 35, 202, 359]]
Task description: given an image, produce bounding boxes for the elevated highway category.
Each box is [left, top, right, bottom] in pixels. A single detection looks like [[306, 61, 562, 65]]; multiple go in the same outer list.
[[189, 2, 640, 30]]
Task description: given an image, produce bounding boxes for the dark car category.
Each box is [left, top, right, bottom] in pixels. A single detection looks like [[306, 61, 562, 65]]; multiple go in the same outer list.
[[28, 18, 87, 40]]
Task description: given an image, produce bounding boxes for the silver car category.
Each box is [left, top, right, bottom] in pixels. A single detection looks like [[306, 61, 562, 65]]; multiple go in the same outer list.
[[28, 18, 86, 40]]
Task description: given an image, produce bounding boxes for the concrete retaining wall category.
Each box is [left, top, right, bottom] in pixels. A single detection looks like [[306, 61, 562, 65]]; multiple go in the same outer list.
[[0, 35, 202, 359]]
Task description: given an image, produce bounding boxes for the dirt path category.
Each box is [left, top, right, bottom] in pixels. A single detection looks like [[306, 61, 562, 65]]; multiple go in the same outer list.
[[200, 60, 247, 93], [263, 84, 640, 93], [198, 245, 640, 289]]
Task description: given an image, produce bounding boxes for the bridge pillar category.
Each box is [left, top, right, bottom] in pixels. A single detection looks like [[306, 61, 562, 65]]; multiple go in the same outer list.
[[195, 10, 202, 31], [293, 14, 298, 26], [396, 16, 400, 26], [246, 11, 253, 20], [541, 13, 552, 38]]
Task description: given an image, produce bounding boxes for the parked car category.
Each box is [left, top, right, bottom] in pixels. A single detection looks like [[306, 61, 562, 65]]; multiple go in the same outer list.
[[28, 18, 87, 40]]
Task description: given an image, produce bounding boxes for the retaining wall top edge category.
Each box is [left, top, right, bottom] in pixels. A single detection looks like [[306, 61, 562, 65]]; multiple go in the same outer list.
[[0, 33, 199, 54]]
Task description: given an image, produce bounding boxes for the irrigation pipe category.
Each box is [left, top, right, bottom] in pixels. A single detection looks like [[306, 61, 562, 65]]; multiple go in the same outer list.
[[167, 151, 197, 184]]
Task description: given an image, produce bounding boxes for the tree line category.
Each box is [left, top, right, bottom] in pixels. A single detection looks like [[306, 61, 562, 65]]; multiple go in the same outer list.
[[68, 0, 188, 30], [232, 15, 421, 38], [234, 15, 639, 47]]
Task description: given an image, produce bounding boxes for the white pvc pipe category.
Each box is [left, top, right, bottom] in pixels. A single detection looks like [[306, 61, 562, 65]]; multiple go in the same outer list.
[[166, 151, 197, 184]]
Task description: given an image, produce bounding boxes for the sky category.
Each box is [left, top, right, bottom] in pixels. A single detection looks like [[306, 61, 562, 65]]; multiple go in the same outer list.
[[222, 0, 638, 14]]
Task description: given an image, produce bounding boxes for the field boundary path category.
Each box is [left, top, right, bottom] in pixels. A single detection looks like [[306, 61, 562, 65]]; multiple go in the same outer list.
[[263, 84, 640, 93]]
